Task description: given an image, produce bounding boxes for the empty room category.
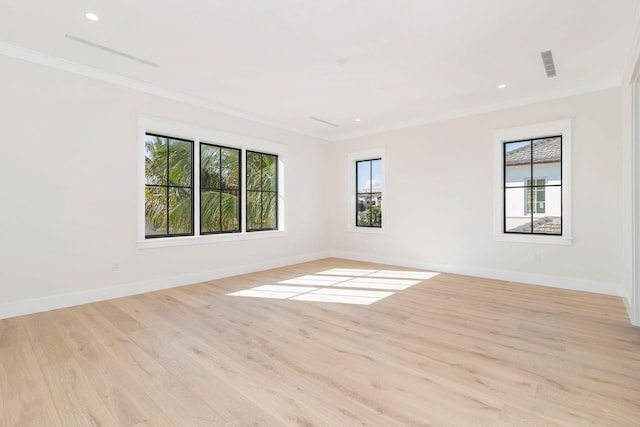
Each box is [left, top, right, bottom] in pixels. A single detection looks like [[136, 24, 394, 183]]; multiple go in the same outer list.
[[1, 1, 640, 426]]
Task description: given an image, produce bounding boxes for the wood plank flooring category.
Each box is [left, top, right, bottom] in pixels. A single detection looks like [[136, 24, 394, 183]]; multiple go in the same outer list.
[[1, 258, 639, 426]]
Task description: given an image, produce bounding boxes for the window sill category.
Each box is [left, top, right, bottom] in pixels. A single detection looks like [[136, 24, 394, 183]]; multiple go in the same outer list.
[[348, 226, 386, 234], [137, 229, 288, 249], [493, 233, 572, 245]]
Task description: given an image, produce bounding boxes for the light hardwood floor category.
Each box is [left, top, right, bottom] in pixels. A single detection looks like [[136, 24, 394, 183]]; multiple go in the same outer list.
[[1, 258, 639, 426]]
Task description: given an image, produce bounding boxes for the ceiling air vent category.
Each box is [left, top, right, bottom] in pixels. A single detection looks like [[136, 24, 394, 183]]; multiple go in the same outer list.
[[540, 50, 556, 78], [64, 34, 159, 67], [309, 116, 339, 127]]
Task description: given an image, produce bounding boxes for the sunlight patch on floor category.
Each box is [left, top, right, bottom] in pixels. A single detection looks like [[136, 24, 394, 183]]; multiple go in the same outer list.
[[278, 275, 352, 286], [335, 277, 420, 290], [316, 268, 378, 276], [227, 267, 439, 305]]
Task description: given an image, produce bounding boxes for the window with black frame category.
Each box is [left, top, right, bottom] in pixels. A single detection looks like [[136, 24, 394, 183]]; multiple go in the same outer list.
[[356, 158, 382, 227], [200, 143, 241, 234], [503, 136, 562, 235], [144, 133, 194, 237], [246, 151, 278, 231]]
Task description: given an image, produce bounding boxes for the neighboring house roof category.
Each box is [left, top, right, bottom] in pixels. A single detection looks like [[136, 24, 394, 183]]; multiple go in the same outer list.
[[507, 216, 561, 234], [505, 137, 561, 166]]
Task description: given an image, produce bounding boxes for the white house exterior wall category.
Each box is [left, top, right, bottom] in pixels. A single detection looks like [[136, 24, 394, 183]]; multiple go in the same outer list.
[[505, 162, 561, 230]]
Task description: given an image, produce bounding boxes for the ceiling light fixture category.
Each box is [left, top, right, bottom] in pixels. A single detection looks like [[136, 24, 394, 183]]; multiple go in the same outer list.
[[355, 118, 361, 122], [498, 84, 507, 89], [85, 12, 100, 21]]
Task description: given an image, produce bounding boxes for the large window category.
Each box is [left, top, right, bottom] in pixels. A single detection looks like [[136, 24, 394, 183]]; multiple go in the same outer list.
[[246, 151, 278, 231], [503, 137, 562, 235], [139, 116, 284, 245], [144, 134, 194, 238], [356, 158, 382, 227], [200, 143, 241, 234], [494, 119, 571, 245]]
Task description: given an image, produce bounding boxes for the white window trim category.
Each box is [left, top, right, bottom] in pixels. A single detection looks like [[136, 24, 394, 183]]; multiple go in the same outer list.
[[493, 119, 572, 245], [137, 114, 287, 249], [347, 148, 385, 233]]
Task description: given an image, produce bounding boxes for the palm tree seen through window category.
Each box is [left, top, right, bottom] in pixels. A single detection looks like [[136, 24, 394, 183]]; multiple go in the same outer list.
[[145, 134, 193, 237]]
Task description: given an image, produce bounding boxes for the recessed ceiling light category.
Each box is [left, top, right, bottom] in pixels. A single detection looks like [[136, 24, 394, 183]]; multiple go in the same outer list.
[[355, 118, 361, 122], [85, 12, 100, 21], [498, 84, 507, 89]]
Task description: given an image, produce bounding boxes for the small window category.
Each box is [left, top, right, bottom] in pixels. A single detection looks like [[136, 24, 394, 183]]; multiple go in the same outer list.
[[144, 133, 194, 238], [356, 158, 382, 228], [200, 143, 241, 234], [504, 137, 562, 235], [246, 151, 278, 231]]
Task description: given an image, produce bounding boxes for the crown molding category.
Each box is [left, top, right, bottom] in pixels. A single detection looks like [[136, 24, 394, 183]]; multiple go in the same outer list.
[[0, 41, 320, 141], [0, 41, 624, 143], [331, 81, 621, 141]]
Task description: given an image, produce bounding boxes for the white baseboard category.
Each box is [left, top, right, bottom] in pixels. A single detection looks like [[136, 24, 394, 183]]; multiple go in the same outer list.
[[622, 292, 640, 327], [2, 250, 626, 321], [329, 251, 624, 297], [622, 293, 633, 320], [0, 251, 331, 320]]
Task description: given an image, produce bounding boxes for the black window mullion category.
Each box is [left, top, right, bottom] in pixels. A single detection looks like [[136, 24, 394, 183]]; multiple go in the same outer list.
[[530, 141, 534, 232], [165, 184, 170, 236], [503, 143, 507, 234], [369, 160, 373, 226], [355, 162, 358, 226], [198, 143, 202, 234], [260, 154, 264, 229], [164, 143, 171, 236], [190, 140, 194, 235], [218, 146, 223, 232], [560, 136, 563, 235]]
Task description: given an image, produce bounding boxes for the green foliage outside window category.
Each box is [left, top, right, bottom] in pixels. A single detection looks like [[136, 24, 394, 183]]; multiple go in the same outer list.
[[144, 134, 277, 237], [145, 135, 193, 236], [246, 151, 278, 231], [200, 144, 241, 233]]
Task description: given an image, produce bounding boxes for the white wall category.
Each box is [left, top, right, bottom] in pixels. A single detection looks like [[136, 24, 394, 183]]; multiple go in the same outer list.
[[0, 55, 330, 317], [329, 88, 624, 296], [0, 52, 632, 319]]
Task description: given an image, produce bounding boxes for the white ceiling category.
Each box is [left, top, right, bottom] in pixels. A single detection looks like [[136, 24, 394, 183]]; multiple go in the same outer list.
[[0, 0, 638, 140]]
